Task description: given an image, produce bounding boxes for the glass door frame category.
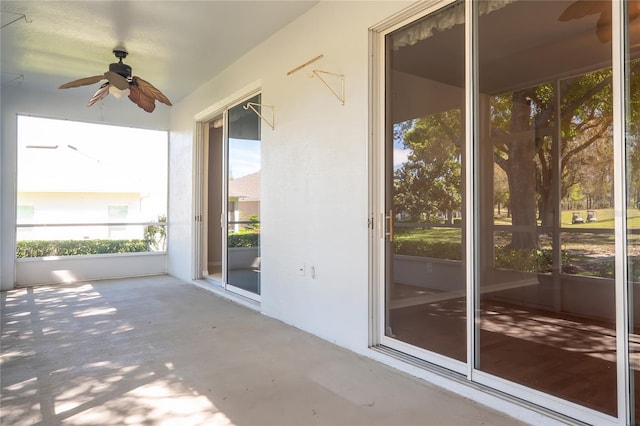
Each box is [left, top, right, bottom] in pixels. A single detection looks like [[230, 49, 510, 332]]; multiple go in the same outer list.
[[193, 86, 262, 303], [369, 1, 632, 424], [224, 92, 262, 301]]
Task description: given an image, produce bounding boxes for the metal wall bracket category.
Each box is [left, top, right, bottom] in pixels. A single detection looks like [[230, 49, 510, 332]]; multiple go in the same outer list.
[[1, 12, 32, 29], [1, 73, 24, 88], [287, 55, 345, 106], [311, 70, 345, 106], [243, 102, 275, 130]]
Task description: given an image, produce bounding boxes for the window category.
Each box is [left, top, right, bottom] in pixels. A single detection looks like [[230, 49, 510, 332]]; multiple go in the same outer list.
[[108, 205, 129, 238], [17, 205, 35, 219], [16, 116, 168, 258], [108, 205, 129, 219], [16, 205, 34, 237]]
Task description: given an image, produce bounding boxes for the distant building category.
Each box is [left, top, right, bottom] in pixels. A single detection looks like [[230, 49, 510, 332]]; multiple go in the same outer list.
[[17, 144, 155, 240], [228, 171, 260, 232]]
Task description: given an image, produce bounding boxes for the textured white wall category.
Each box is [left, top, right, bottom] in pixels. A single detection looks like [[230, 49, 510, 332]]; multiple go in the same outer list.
[[167, 1, 411, 352], [1, 86, 168, 289]]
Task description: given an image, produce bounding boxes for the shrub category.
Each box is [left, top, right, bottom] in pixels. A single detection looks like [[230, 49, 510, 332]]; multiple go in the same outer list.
[[228, 233, 259, 248], [17, 239, 149, 258], [394, 239, 462, 260], [494, 246, 552, 272], [144, 216, 167, 251]]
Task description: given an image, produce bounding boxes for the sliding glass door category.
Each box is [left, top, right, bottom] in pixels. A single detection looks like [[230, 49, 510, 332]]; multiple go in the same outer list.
[[627, 1, 640, 422], [475, 1, 617, 415], [377, 0, 639, 423], [384, 1, 467, 367], [201, 93, 261, 300], [226, 94, 261, 297]]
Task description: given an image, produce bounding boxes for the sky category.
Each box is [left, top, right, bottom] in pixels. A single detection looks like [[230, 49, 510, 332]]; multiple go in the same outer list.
[[228, 138, 260, 179]]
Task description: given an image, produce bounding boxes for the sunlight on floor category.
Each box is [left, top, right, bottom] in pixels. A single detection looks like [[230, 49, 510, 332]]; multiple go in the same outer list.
[[62, 378, 234, 426]]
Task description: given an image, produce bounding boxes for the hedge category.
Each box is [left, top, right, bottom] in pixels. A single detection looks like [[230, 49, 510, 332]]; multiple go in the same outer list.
[[394, 239, 462, 260], [228, 233, 259, 248], [394, 240, 640, 280], [17, 239, 149, 258], [17, 233, 260, 258]]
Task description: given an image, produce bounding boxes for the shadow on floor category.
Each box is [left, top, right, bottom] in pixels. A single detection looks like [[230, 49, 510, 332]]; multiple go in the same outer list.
[[1, 275, 523, 426]]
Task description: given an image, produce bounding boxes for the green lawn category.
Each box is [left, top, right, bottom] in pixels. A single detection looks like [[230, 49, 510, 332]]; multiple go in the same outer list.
[[394, 226, 460, 242], [495, 208, 640, 228], [394, 208, 640, 280]]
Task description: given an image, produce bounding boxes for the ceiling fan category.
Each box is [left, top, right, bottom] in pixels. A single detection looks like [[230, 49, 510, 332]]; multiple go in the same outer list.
[[559, 0, 640, 43], [58, 48, 172, 113]]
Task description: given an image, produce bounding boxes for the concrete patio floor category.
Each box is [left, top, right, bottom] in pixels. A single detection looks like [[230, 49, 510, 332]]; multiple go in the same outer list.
[[1, 275, 525, 426]]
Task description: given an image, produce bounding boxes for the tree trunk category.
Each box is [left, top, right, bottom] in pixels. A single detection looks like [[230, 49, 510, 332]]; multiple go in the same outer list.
[[506, 91, 539, 249]]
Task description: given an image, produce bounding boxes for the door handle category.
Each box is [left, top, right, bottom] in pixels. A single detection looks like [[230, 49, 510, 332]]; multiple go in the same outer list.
[[385, 209, 393, 242]]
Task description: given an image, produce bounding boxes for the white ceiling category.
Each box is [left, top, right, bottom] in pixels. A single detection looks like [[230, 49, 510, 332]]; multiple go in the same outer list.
[[1, 1, 318, 105]]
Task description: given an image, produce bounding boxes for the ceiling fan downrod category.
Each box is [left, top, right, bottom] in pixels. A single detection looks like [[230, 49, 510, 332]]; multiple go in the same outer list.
[[110, 49, 131, 79]]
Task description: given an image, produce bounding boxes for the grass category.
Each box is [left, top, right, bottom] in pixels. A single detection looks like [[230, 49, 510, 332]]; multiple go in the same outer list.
[[495, 208, 640, 228], [394, 226, 461, 242], [394, 208, 640, 280]]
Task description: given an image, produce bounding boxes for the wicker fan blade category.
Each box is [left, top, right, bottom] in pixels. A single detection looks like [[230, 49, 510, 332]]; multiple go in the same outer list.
[[132, 76, 172, 106], [128, 85, 156, 113], [87, 83, 110, 107], [58, 75, 104, 89], [558, 0, 607, 22], [595, 8, 612, 43], [632, 1, 640, 21], [104, 71, 129, 90], [558, 0, 628, 43]]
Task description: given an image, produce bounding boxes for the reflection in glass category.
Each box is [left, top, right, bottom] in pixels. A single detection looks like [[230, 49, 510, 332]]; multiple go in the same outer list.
[[226, 94, 261, 295], [385, 1, 466, 362], [478, 0, 616, 415], [627, 1, 640, 421]]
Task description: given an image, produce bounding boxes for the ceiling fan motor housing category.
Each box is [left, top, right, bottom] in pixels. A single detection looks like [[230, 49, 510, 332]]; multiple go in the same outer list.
[[109, 62, 132, 79]]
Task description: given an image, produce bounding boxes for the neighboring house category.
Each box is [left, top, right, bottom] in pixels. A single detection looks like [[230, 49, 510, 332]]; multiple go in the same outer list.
[[228, 171, 260, 230], [17, 192, 143, 240], [16, 143, 157, 240]]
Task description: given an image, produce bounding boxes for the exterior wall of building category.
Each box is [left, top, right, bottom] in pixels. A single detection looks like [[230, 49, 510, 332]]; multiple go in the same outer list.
[[168, 1, 412, 352], [236, 201, 260, 222], [167, 2, 635, 424], [17, 192, 143, 240]]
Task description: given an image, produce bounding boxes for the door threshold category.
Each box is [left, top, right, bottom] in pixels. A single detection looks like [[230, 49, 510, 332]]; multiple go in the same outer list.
[[191, 278, 260, 311]]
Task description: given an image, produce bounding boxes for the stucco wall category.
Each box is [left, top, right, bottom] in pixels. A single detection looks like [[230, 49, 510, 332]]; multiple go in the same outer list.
[[167, 1, 411, 352]]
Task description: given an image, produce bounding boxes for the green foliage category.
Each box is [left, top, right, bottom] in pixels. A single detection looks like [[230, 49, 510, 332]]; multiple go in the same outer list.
[[244, 215, 261, 232], [228, 233, 259, 248], [228, 215, 260, 247], [17, 239, 149, 258], [395, 234, 640, 281], [393, 110, 462, 222], [144, 215, 167, 251], [494, 246, 563, 273], [394, 239, 461, 260]]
